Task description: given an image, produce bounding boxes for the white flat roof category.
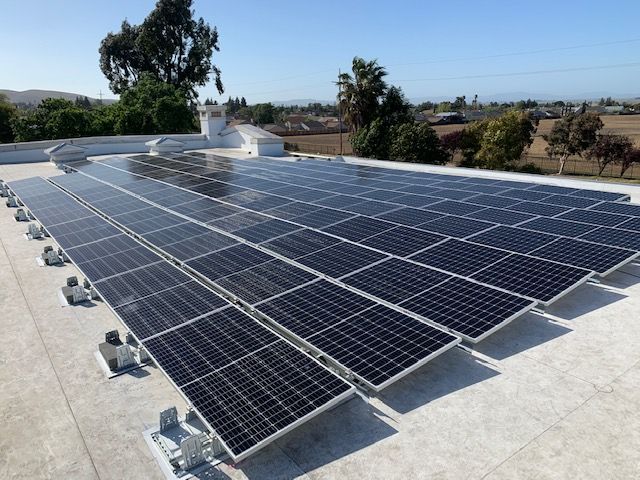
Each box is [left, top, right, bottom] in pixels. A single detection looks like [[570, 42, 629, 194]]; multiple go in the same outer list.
[[1, 153, 639, 479]]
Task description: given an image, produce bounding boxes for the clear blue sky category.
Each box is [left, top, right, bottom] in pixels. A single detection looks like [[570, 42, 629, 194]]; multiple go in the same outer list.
[[1, 0, 639, 103]]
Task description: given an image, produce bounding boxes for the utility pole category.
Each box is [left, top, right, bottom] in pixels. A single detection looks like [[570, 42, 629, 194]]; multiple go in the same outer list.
[[96, 90, 104, 105], [337, 69, 343, 156]]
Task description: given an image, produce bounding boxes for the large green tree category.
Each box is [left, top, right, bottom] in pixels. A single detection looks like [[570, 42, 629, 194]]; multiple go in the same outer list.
[[475, 111, 536, 170], [99, 0, 223, 100], [337, 57, 388, 131], [11, 98, 92, 142], [0, 94, 18, 143], [108, 75, 197, 135], [389, 123, 448, 164], [544, 113, 603, 175], [588, 134, 633, 176]]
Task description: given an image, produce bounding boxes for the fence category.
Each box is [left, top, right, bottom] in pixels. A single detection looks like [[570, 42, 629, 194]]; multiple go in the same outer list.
[[517, 154, 640, 180], [284, 142, 353, 156]]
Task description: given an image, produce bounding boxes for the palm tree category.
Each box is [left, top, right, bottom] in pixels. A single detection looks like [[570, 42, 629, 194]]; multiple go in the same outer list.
[[337, 57, 388, 132]]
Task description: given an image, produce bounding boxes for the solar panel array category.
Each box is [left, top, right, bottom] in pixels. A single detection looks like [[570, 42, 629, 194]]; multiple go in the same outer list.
[[7, 177, 355, 462], [71, 153, 639, 290], [54, 164, 537, 344], [49, 172, 464, 387], [11, 150, 640, 462]]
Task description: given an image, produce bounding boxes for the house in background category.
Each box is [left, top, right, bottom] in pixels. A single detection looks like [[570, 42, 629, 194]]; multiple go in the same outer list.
[[262, 123, 288, 134]]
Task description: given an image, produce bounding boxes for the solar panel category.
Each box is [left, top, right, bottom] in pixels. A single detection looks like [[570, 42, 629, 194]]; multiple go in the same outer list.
[[233, 218, 301, 243], [618, 217, 640, 233], [115, 281, 228, 340], [409, 239, 511, 277], [498, 188, 551, 202], [468, 225, 557, 254], [321, 216, 396, 242], [539, 194, 601, 209], [506, 201, 572, 217], [555, 209, 631, 228], [425, 200, 485, 216], [516, 217, 598, 237], [216, 259, 317, 305], [530, 237, 638, 275], [262, 229, 341, 259], [161, 232, 239, 261], [465, 207, 537, 226], [578, 227, 640, 251], [398, 277, 535, 341], [569, 189, 628, 202], [375, 206, 443, 226], [420, 215, 495, 238], [342, 258, 452, 303], [589, 201, 640, 217], [470, 254, 592, 304], [296, 242, 388, 278], [185, 244, 273, 281], [464, 193, 523, 208], [256, 280, 460, 389], [292, 207, 355, 228], [143, 308, 354, 461], [360, 225, 446, 257], [96, 263, 193, 307], [76, 246, 163, 281]]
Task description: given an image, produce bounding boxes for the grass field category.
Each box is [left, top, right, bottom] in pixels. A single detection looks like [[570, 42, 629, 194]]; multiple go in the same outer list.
[[283, 115, 640, 179]]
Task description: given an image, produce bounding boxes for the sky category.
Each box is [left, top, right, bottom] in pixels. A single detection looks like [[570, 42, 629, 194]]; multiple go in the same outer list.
[[1, 0, 640, 104]]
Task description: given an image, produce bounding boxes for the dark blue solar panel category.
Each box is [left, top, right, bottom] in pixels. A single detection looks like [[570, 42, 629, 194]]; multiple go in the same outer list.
[[468, 225, 557, 254], [409, 239, 511, 277]]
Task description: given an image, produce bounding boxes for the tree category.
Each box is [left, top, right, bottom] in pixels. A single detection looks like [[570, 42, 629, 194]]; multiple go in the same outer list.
[[378, 86, 412, 126], [109, 74, 196, 135], [451, 96, 466, 111], [252, 103, 275, 125], [440, 130, 465, 162], [99, 0, 223, 100], [389, 122, 448, 164], [337, 57, 388, 131], [0, 94, 17, 143], [620, 147, 640, 177], [588, 134, 633, 176], [474, 111, 535, 170], [240, 97, 247, 108], [544, 113, 603, 174], [350, 118, 392, 159], [11, 98, 92, 142]]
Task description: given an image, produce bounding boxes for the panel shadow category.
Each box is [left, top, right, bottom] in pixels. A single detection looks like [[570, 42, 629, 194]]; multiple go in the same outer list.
[[236, 396, 397, 478], [475, 313, 572, 361], [545, 283, 627, 321], [377, 347, 499, 415]]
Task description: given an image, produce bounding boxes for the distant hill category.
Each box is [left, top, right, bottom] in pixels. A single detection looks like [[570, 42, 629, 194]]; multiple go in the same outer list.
[[0, 89, 117, 105], [272, 98, 334, 107]]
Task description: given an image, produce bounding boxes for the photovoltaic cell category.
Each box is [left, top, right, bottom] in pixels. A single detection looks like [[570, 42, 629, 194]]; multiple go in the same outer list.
[[578, 226, 640, 252], [321, 216, 396, 242], [470, 254, 592, 304], [360, 226, 446, 257], [468, 225, 557, 254], [409, 239, 511, 277], [398, 277, 535, 341], [530, 237, 637, 275], [555, 209, 631, 228], [296, 242, 388, 278], [342, 258, 451, 303]]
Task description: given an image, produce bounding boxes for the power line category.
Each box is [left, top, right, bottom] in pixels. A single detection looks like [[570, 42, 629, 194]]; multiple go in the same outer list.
[[393, 61, 640, 82], [222, 37, 640, 90], [386, 38, 640, 67]]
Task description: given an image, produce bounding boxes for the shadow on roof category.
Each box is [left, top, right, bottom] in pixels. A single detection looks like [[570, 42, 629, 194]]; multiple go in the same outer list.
[[475, 313, 572, 361], [377, 347, 499, 415], [236, 396, 397, 478], [545, 283, 628, 321]]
